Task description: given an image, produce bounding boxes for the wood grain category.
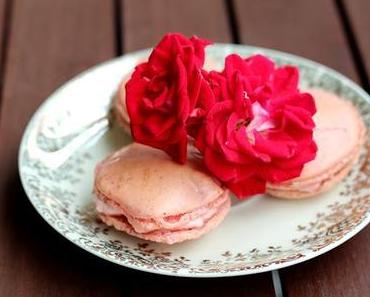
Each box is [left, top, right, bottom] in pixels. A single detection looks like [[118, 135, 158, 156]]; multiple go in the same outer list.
[[232, 0, 369, 296], [122, 0, 232, 52], [0, 0, 8, 82], [0, 1, 126, 296], [280, 229, 370, 297], [121, 1, 275, 296], [342, 0, 370, 88], [233, 0, 358, 81]]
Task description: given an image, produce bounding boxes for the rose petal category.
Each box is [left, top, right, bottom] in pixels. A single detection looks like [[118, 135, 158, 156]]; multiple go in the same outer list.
[[204, 148, 237, 182], [226, 176, 266, 199], [272, 66, 299, 93], [253, 132, 297, 159], [244, 54, 274, 81]]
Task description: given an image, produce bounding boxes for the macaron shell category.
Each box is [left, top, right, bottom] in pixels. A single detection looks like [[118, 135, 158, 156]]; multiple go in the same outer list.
[[98, 196, 230, 244], [267, 132, 363, 192], [114, 77, 131, 134], [296, 88, 364, 179], [95, 143, 224, 218], [267, 148, 358, 199]]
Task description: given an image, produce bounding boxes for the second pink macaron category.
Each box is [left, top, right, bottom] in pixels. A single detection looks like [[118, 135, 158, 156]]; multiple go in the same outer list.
[[267, 88, 366, 199]]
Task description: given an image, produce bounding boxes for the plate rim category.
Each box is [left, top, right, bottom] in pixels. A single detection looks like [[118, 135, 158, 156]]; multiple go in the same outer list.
[[18, 43, 370, 277]]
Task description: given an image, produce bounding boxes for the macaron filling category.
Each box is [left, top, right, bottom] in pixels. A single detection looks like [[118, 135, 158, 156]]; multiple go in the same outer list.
[[95, 190, 229, 234]]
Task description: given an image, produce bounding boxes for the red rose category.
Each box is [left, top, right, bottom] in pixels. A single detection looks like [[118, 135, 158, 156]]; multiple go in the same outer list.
[[196, 54, 317, 198], [126, 33, 213, 163]]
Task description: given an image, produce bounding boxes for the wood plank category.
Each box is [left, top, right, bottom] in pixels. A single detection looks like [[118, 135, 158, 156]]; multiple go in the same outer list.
[[0, 1, 126, 296], [122, 0, 232, 52], [233, 0, 369, 296], [280, 229, 370, 297], [342, 0, 370, 89], [122, 1, 275, 296], [0, 0, 7, 80], [233, 0, 358, 81]]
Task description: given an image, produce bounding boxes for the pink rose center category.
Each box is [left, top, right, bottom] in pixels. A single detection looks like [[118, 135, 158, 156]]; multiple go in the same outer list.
[[249, 101, 275, 132], [243, 101, 276, 144]]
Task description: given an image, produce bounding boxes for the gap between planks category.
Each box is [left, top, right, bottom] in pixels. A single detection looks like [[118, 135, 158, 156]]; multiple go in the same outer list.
[[335, 0, 370, 91], [113, 0, 123, 56], [224, 0, 240, 44]]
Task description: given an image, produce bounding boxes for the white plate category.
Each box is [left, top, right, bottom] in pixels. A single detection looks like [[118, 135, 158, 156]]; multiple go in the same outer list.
[[19, 44, 370, 277]]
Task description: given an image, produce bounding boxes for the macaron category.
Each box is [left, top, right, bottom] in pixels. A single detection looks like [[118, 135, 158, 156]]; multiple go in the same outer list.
[[94, 143, 230, 244], [113, 76, 131, 134], [267, 88, 366, 199]]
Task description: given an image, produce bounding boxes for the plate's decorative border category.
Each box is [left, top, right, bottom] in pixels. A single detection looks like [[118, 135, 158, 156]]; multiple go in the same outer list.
[[19, 44, 370, 276]]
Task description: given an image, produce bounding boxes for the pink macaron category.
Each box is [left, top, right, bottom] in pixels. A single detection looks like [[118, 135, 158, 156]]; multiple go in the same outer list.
[[114, 77, 131, 134], [94, 143, 230, 244], [267, 88, 366, 199]]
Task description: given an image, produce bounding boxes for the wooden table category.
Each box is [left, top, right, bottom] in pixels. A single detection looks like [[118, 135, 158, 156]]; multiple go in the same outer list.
[[0, 1, 369, 296]]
